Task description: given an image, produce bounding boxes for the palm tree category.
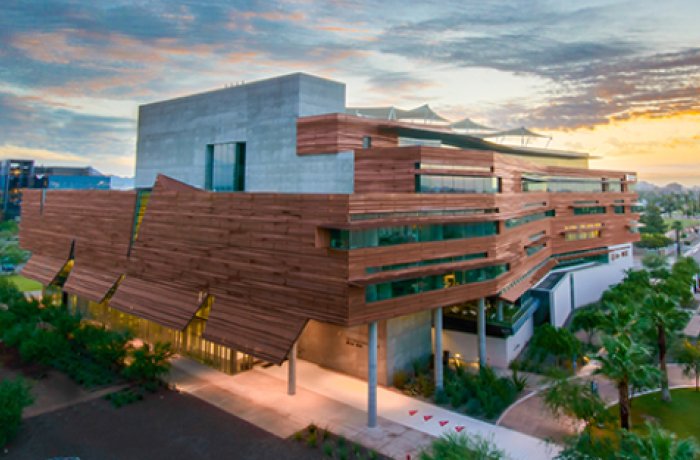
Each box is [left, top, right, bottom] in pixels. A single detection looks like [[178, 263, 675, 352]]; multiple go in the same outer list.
[[639, 293, 690, 402], [543, 375, 613, 440], [676, 339, 700, 392], [594, 336, 659, 430], [672, 220, 683, 257]]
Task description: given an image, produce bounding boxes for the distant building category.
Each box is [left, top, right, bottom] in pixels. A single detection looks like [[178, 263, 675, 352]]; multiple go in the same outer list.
[[0, 161, 111, 220], [34, 165, 111, 191], [0, 159, 35, 220]]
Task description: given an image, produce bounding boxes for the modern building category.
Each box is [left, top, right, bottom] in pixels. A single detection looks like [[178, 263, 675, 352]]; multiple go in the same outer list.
[[0, 161, 111, 221], [0, 159, 35, 220], [19, 73, 640, 426], [34, 165, 112, 191]]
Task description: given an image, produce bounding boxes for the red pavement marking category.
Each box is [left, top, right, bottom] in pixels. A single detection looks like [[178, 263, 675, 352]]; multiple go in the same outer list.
[[439, 420, 449, 427], [455, 426, 465, 432], [423, 415, 433, 421], [408, 410, 417, 416]]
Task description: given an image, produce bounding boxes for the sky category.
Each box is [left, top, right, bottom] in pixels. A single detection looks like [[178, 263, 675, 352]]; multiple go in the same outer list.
[[1, 0, 699, 185]]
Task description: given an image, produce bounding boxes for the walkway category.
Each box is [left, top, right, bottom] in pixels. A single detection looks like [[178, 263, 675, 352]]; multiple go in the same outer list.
[[498, 363, 696, 442], [169, 358, 559, 460]]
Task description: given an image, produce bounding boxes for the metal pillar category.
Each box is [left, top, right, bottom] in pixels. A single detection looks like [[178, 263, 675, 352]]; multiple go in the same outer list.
[[368, 321, 378, 428], [287, 341, 297, 396], [433, 307, 444, 390], [478, 298, 487, 367], [497, 300, 504, 322]]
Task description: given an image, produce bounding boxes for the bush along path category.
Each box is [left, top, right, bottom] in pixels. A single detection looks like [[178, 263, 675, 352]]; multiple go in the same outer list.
[[0, 278, 175, 446], [393, 356, 526, 422]]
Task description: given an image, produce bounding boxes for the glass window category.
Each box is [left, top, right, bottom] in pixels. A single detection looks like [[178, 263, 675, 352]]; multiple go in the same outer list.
[[329, 221, 498, 250], [417, 175, 499, 194], [573, 206, 606, 215], [366, 264, 509, 302], [365, 252, 487, 274], [505, 210, 555, 229], [206, 142, 246, 192], [613, 206, 625, 214]]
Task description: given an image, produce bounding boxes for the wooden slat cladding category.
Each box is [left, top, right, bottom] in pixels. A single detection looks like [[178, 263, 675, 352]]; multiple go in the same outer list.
[[297, 114, 398, 155], [109, 277, 203, 330], [204, 290, 308, 364], [63, 267, 121, 304], [20, 254, 67, 286], [19, 189, 137, 272]]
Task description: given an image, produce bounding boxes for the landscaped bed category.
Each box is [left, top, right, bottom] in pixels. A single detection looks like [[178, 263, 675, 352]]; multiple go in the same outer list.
[[292, 425, 388, 460], [604, 388, 700, 442]]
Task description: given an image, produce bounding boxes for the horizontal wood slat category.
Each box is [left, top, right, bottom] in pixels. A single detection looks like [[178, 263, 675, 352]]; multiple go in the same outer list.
[[109, 277, 203, 330], [20, 255, 67, 286], [62, 265, 122, 304]]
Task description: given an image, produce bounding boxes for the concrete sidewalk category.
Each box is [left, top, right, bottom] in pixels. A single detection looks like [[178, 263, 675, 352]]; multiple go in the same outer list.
[[169, 357, 558, 460]]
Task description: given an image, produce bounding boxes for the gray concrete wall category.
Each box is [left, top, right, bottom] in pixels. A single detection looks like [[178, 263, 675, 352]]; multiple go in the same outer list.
[[135, 73, 354, 193], [298, 320, 389, 385], [298, 311, 433, 386], [385, 310, 432, 384]]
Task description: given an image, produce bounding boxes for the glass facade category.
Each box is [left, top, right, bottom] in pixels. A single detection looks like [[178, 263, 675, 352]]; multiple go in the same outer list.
[[365, 264, 509, 302], [70, 295, 253, 375], [330, 222, 498, 250], [573, 206, 606, 215], [444, 293, 540, 336], [526, 244, 546, 256], [366, 252, 487, 274], [505, 210, 555, 229], [350, 208, 497, 221], [416, 175, 500, 194], [205, 142, 246, 192], [521, 175, 621, 193]]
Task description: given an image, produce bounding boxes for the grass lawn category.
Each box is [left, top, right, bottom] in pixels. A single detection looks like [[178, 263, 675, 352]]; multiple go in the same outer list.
[[2, 274, 42, 292], [664, 218, 699, 230], [606, 389, 700, 442]]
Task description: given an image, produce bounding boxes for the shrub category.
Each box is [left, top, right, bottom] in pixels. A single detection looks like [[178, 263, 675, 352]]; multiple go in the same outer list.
[[0, 377, 33, 447], [105, 388, 143, 408], [434, 389, 449, 405], [306, 431, 317, 448], [419, 432, 505, 459], [122, 342, 174, 391], [392, 369, 410, 389], [323, 441, 334, 457]]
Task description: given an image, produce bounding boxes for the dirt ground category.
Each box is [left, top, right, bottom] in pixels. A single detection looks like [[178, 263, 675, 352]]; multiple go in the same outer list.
[[4, 388, 325, 460]]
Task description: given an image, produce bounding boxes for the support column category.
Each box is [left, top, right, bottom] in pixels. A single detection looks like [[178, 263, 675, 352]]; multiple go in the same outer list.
[[478, 298, 487, 368], [433, 307, 444, 391], [368, 321, 378, 428], [497, 300, 504, 322], [287, 341, 297, 396]]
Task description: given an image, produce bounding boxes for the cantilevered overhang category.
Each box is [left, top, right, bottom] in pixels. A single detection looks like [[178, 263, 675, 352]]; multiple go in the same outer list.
[[21, 254, 70, 286], [109, 277, 204, 330], [203, 290, 308, 364], [63, 264, 123, 304]]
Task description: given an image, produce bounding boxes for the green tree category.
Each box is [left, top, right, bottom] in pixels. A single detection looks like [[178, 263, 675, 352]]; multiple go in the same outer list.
[[671, 220, 683, 257], [529, 324, 582, 369], [594, 336, 659, 430], [571, 307, 604, 346], [676, 339, 700, 392], [0, 377, 33, 448], [543, 375, 613, 441], [419, 432, 506, 460], [639, 203, 668, 234], [638, 293, 690, 402]]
